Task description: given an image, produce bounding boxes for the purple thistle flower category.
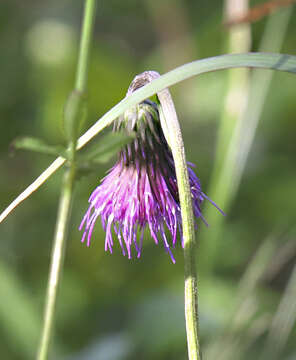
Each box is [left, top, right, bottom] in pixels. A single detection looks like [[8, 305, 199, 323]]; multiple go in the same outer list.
[[79, 99, 222, 263]]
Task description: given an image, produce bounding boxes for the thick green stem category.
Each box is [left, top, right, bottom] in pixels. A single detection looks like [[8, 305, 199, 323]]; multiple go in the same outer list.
[[129, 71, 201, 359], [36, 1, 96, 359]]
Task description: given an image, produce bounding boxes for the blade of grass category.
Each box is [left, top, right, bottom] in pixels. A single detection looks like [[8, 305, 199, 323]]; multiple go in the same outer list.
[[1, 52, 296, 223]]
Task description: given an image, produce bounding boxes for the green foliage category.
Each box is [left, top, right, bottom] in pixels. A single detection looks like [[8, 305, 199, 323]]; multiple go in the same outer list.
[[11, 136, 67, 158], [76, 131, 135, 178], [79, 131, 135, 164]]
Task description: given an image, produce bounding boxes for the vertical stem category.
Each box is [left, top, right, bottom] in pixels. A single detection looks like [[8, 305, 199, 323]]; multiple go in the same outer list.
[[36, 1, 97, 359], [75, 0, 97, 93], [36, 166, 76, 360]]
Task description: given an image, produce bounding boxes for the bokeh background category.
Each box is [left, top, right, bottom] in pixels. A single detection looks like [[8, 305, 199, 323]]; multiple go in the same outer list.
[[1, 1, 296, 359]]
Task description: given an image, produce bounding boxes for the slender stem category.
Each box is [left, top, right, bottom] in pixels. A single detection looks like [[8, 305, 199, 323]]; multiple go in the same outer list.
[[128, 71, 201, 359], [36, 166, 76, 360], [158, 89, 201, 360], [75, 0, 97, 93], [36, 1, 97, 359]]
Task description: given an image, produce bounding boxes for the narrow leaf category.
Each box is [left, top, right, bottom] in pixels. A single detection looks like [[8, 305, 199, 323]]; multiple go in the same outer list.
[[11, 137, 67, 158], [78, 131, 134, 164]]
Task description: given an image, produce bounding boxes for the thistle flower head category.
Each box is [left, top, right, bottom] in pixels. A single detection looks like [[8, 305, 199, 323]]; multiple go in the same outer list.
[[79, 99, 221, 263]]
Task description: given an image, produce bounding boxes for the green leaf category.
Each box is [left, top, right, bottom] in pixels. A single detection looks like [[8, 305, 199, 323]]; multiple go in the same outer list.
[[76, 131, 134, 178], [78, 131, 134, 165], [11, 137, 67, 158]]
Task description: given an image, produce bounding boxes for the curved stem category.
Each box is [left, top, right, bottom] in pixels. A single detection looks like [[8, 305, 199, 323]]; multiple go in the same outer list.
[[36, 1, 97, 359], [129, 71, 201, 359], [158, 86, 201, 360]]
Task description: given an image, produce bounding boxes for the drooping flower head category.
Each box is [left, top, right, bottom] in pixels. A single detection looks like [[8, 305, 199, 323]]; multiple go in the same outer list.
[[79, 96, 222, 263]]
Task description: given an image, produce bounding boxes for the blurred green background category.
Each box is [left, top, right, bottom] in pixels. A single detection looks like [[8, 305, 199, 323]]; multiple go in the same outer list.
[[1, 1, 296, 359]]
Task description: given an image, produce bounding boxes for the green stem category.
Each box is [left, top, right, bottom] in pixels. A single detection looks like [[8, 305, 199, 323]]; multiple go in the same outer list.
[[36, 166, 76, 360], [36, 1, 97, 359], [128, 70, 201, 359], [158, 90, 201, 360], [145, 72, 201, 360], [75, 0, 97, 93]]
